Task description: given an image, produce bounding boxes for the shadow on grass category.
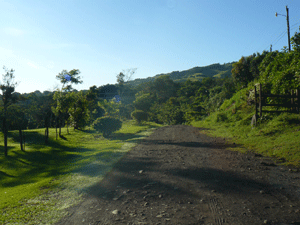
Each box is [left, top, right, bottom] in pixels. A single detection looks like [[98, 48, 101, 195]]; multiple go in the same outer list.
[[0, 124, 161, 189], [0, 170, 16, 178], [0, 130, 109, 188]]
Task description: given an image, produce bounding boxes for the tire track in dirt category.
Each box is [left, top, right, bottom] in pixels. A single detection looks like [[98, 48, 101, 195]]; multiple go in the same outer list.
[[55, 125, 300, 225]]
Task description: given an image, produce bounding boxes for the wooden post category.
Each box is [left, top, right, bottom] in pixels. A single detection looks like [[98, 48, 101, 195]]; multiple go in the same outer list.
[[297, 89, 299, 114], [291, 90, 294, 112], [259, 84, 262, 117], [255, 85, 258, 118]]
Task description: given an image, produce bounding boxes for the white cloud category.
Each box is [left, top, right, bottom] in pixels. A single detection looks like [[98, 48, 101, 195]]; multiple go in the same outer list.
[[3, 27, 24, 36]]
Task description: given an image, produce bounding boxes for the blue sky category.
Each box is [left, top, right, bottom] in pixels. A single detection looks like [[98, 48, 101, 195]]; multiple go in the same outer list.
[[1, 0, 300, 94]]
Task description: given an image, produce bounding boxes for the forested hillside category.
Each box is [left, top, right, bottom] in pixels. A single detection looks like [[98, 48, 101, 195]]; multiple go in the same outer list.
[[124, 62, 235, 87]]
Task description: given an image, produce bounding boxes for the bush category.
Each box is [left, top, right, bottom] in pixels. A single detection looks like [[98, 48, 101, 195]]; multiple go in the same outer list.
[[215, 112, 228, 122], [93, 116, 122, 137], [131, 110, 149, 124]]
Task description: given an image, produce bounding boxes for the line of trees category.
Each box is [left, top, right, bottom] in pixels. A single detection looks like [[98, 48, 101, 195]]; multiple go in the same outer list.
[[1, 28, 300, 156]]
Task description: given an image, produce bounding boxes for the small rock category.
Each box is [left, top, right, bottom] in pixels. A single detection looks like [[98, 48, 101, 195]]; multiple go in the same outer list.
[[156, 214, 163, 218], [159, 194, 162, 198], [112, 210, 120, 215], [144, 202, 148, 206], [263, 220, 268, 224], [260, 190, 265, 194], [211, 190, 216, 193], [139, 170, 143, 174]]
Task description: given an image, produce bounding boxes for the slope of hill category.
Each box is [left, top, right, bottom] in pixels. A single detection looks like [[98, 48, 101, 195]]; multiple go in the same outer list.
[[125, 62, 235, 87]]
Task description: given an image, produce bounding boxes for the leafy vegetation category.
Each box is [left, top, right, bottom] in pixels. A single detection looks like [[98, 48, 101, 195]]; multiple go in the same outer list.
[[93, 116, 122, 137], [131, 110, 149, 124]]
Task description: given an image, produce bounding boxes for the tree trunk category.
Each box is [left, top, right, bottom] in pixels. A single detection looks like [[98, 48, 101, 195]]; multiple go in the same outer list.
[[56, 117, 58, 141], [23, 131, 25, 151], [19, 129, 24, 151], [58, 112, 62, 137], [3, 117, 8, 157], [45, 127, 49, 144]]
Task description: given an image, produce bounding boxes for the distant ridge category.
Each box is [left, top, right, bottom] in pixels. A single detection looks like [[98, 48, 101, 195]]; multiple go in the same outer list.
[[125, 62, 235, 87]]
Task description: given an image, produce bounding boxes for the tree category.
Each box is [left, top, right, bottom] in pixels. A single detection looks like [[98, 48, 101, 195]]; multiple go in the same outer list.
[[68, 91, 90, 130], [29, 92, 54, 143], [157, 97, 185, 125], [93, 117, 122, 137], [116, 68, 136, 103], [291, 27, 300, 52], [53, 69, 82, 136], [231, 56, 253, 88], [7, 104, 28, 151], [97, 98, 120, 118], [0, 66, 18, 156], [133, 92, 155, 111], [150, 75, 178, 104], [98, 84, 118, 100], [131, 110, 149, 124]]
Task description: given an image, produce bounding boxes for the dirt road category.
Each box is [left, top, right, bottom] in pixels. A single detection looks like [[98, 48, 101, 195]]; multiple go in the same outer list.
[[55, 125, 300, 225]]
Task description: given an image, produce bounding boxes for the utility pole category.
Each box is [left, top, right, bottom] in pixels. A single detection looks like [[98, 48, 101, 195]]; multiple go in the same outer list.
[[275, 5, 291, 52], [270, 44, 272, 52], [286, 5, 291, 52]]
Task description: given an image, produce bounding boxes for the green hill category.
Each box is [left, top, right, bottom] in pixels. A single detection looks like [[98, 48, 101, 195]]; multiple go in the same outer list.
[[125, 62, 235, 87]]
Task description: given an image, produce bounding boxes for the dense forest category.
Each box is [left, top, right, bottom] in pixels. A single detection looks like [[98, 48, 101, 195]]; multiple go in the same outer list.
[[1, 28, 300, 156]]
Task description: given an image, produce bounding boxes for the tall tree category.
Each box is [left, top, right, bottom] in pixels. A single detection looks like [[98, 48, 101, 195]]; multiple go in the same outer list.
[[0, 67, 18, 156], [53, 69, 82, 136], [116, 68, 136, 102], [7, 104, 28, 151], [68, 91, 90, 130]]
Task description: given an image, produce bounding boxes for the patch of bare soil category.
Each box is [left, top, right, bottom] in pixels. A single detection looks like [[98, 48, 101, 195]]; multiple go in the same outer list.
[[55, 125, 300, 225]]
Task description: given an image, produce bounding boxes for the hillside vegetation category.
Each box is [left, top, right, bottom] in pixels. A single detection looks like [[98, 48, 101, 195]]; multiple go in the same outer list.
[[124, 62, 234, 87]]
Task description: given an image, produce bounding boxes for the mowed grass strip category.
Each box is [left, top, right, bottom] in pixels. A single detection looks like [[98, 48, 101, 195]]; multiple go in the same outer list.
[[0, 120, 164, 224]]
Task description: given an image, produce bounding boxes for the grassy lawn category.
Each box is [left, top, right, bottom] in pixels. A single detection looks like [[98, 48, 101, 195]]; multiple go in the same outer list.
[[191, 89, 300, 168], [0, 120, 165, 224]]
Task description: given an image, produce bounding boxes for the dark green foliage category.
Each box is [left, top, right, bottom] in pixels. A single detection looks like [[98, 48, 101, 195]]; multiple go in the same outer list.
[[215, 112, 228, 122], [98, 84, 118, 100], [68, 91, 90, 130], [157, 97, 186, 125], [0, 67, 18, 156], [291, 28, 300, 52], [232, 52, 269, 89], [131, 110, 149, 124], [93, 117, 122, 137], [133, 92, 155, 111]]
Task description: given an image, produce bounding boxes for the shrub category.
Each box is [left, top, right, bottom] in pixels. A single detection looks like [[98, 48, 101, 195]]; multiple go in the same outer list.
[[131, 110, 149, 124], [215, 112, 228, 122], [93, 116, 122, 137]]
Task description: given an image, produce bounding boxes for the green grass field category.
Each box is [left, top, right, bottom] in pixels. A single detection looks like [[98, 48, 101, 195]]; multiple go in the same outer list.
[[191, 88, 300, 167], [0, 120, 165, 224]]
